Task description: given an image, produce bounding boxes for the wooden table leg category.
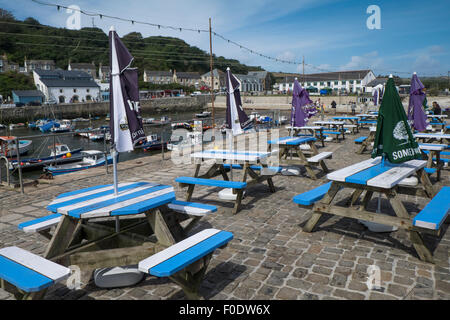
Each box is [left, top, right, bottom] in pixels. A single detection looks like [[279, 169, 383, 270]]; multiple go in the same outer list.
[[44, 216, 81, 259], [304, 182, 341, 232], [296, 147, 317, 180], [417, 168, 436, 198], [386, 190, 434, 263]]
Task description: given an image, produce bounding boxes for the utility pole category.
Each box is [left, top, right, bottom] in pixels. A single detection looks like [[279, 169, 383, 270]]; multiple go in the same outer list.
[[209, 18, 215, 128], [302, 56, 305, 84]]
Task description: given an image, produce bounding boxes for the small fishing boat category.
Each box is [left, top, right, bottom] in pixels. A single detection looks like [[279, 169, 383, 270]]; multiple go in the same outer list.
[[195, 111, 211, 118], [76, 129, 105, 141], [171, 122, 193, 131], [8, 144, 83, 171], [0, 136, 33, 157], [72, 117, 90, 122], [39, 120, 60, 133], [27, 122, 37, 129], [45, 150, 113, 176], [139, 134, 167, 151], [151, 116, 171, 125], [51, 119, 74, 133], [9, 123, 26, 130], [0, 124, 6, 130]]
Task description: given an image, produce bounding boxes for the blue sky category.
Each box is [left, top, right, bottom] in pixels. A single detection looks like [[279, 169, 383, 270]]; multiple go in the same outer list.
[[2, 0, 449, 76]]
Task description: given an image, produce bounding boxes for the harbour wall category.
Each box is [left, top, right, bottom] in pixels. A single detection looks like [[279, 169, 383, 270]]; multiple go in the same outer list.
[[0, 95, 210, 123]]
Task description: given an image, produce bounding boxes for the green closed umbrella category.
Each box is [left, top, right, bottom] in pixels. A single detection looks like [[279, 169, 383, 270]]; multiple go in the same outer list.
[[371, 76, 421, 163]]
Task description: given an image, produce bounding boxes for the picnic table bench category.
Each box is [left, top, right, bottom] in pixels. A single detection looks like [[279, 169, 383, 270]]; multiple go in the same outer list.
[[419, 143, 447, 181], [177, 149, 277, 214], [313, 121, 346, 142], [2, 182, 233, 300], [268, 136, 332, 180], [286, 126, 326, 147], [292, 157, 445, 263], [355, 127, 377, 154], [414, 133, 450, 145]]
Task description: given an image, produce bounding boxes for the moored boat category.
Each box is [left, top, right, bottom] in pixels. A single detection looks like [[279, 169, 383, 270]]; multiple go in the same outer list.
[[45, 150, 113, 176], [0, 136, 33, 157]]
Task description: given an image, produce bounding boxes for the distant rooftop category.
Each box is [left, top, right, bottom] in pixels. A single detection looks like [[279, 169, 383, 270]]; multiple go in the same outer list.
[[69, 62, 96, 69], [34, 69, 99, 88], [12, 90, 45, 97]]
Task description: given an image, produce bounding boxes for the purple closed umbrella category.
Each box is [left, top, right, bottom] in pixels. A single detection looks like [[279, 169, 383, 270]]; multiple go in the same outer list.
[[290, 78, 312, 127], [407, 72, 428, 132]]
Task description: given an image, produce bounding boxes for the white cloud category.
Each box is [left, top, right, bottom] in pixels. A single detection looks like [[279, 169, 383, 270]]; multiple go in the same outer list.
[[339, 51, 383, 70]]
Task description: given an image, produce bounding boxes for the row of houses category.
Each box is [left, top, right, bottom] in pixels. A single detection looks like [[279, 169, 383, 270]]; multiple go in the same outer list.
[[143, 69, 272, 93]]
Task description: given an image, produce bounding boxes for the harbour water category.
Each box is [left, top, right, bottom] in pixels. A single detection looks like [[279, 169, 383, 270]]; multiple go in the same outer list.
[[1, 108, 290, 182]]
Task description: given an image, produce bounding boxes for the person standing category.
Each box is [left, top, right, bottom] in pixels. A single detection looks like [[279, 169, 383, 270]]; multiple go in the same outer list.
[[351, 101, 356, 115], [331, 100, 337, 115]]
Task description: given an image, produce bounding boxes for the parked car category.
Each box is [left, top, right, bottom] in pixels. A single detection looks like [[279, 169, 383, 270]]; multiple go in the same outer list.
[[15, 102, 25, 107], [190, 91, 202, 96]]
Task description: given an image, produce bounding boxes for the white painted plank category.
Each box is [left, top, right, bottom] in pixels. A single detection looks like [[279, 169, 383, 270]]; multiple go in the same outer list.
[[57, 184, 159, 214], [414, 133, 450, 139], [190, 150, 269, 162], [138, 229, 221, 272], [366, 160, 426, 188], [327, 157, 381, 182], [308, 152, 333, 163], [168, 203, 211, 216], [49, 182, 139, 205], [22, 217, 61, 233], [0, 247, 70, 282], [419, 144, 446, 151], [80, 187, 175, 218]]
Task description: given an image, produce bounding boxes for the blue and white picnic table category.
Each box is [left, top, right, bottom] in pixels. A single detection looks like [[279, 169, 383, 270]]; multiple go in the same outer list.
[[313, 121, 346, 141], [414, 132, 450, 145], [3, 181, 231, 299], [296, 157, 442, 263], [355, 126, 377, 154], [419, 143, 447, 181], [332, 116, 360, 133], [286, 125, 326, 146], [268, 136, 332, 180], [176, 149, 278, 214]]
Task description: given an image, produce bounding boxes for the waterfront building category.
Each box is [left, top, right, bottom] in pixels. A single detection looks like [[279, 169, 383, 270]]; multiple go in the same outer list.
[[143, 70, 173, 84], [173, 70, 201, 87], [274, 70, 376, 94], [12, 90, 45, 105], [33, 69, 100, 103], [98, 63, 110, 82], [201, 69, 226, 91], [0, 54, 20, 73]]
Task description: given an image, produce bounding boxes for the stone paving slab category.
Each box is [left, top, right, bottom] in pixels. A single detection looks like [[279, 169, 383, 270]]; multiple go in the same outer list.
[[0, 122, 449, 300]]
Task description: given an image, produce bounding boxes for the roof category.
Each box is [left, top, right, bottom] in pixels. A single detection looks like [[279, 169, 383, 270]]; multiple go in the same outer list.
[[366, 78, 387, 87], [34, 69, 99, 88], [26, 60, 55, 64], [12, 90, 45, 97], [247, 71, 268, 79], [202, 69, 225, 78], [235, 74, 261, 83], [144, 70, 172, 76]]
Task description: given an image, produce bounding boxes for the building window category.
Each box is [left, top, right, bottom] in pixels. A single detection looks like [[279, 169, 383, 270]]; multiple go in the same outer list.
[[73, 89, 77, 93], [59, 96, 65, 103], [357, 80, 361, 84], [59, 89, 63, 93], [350, 80, 354, 84], [87, 89, 90, 93], [320, 82, 324, 86]]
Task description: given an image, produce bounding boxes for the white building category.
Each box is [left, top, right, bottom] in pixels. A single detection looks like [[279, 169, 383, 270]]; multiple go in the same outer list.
[[276, 70, 376, 94], [33, 69, 100, 103]]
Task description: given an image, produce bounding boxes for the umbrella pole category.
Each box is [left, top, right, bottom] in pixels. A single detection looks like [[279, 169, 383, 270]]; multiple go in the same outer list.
[[112, 146, 120, 232], [228, 130, 233, 181]]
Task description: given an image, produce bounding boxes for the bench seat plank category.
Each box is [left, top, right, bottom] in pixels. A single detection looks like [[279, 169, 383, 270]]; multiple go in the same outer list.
[[413, 187, 450, 230], [307, 152, 333, 163], [0, 247, 71, 292], [293, 182, 333, 206], [222, 164, 282, 173], [354, 136, 367, 143], [168, 200, 217, 216], [18, 214, 62, 233], [138, 229, 233, 277], [175, 177, 247, 189]]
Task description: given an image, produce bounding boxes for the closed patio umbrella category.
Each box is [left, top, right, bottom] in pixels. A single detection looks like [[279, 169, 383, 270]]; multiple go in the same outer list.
[[407, 72, 428, 132], [290, 78, 311, 130]]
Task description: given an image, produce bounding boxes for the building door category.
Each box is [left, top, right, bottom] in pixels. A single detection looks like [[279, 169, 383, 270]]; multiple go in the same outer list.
[[59, 96, 65, 103]]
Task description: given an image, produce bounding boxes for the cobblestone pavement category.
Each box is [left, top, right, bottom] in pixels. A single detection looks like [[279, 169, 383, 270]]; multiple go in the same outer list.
[[0, 122, 449, 300]]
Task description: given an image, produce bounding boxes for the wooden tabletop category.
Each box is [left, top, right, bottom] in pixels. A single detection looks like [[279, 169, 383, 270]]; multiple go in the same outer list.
[[327, 157, 426, 189], [190, 149, 272, 162]]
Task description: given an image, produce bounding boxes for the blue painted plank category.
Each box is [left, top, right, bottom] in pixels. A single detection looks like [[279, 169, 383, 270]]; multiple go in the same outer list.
[[149, 231, 233, 277], [424, 168, 437, 174], [110, 192, 176, 216], [345, 163, 396, 185], [413, 186, 450, 230], [0, 255, 53, 292], [322, 131, 341, 135], [66, 185, 172, 217], [222, 164, 282, 173], [18, 213, 61, 230], [47, 182, 148, 212], [169, 200, 217, 212], [175, 177, 247, 189], [293, 182, 333, 206], [354, 136, 367, 143], [268, 136, 315, 145]]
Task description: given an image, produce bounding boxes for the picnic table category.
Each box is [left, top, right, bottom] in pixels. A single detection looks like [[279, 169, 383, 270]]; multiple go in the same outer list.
[[355, 126, 377, 154], [332, 116, 360, 133], [313, 121, 346, 141], [9, 181, 226, 299], [177, 149, 277, 214], [268, 136, 332, 180], [414, 133, 450, 145], [286, 125, 325, 147], [297, 157, 440, 263], [419, 143, 446, 181]]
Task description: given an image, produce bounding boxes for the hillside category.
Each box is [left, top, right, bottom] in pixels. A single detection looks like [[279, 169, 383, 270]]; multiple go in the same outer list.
[[0, 9, 264, 78]]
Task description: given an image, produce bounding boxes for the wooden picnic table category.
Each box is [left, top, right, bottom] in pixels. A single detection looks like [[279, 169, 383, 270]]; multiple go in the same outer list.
[[303, 157, 438, 263], [356, 126, 377, 154], [286, 125, 325, 147], [35, 181, 210, 298], [414, 133, 450, 145], [419, 143, 446, 181], [268, 136, 332, 180], [313, 121, 346, 141], [185, 149, 277, 214], [332, 116, 360, 133]]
